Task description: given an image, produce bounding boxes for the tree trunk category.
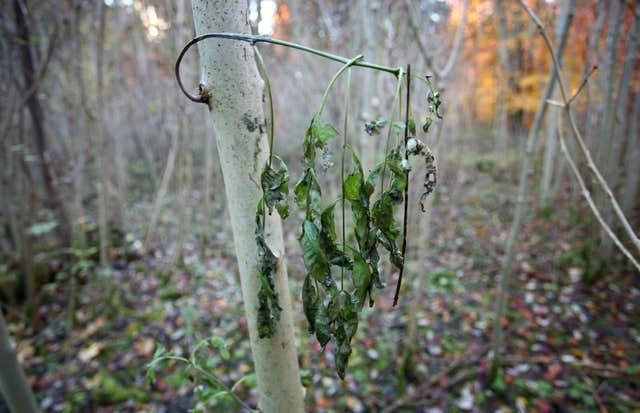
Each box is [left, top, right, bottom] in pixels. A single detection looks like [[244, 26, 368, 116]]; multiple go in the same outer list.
[[359, 0, 375, 172], [95, 0, 110, 269], [0, 310, 41, 413], [14, 0, 71, 247], [595, 0, 624, 169], [202, 114, 215, 247], [189, 1, 304, 412], [601, 3, 639, 258], [490, 0, 575, 375], [495, 0, 511, 148], [540, 0, 573, 205], [622, 91, 640, 218], [145, 127, 180, 250]]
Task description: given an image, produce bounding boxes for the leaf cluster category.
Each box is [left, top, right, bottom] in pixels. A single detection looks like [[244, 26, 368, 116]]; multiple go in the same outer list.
[[255, 156, 291, 339]]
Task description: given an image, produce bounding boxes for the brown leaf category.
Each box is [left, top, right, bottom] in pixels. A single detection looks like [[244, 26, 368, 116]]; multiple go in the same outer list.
[[134, 337, 155, 357], [544, 363, 562, 381]]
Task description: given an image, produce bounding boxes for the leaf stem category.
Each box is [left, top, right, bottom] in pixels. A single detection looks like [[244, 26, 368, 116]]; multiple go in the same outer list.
[[152, 355, 260, 412], [380, 69, 405, 192], [317, 55, 363, 119], [252, 45, 275, 167], [393, 65, 411, 307], [176, 33, 401, 103], [341, 68, 352, 291]]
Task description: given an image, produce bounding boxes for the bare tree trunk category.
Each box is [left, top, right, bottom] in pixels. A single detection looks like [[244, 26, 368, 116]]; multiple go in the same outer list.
[[622, 91, 640, 218], [145, 128, 180, 250], [540, 0, 573, 206], [14, 0, 71, 247], [584, 0, 607, 150], [201, 114, 217, 248], [0, 310, 40, 413], [490, 0, 575, 375], [595, 0, 624, 169], [95, 0, 110, 268], [601, 3, 639, 257], [495, 0, 511, 148], [359, 0, 376, 172], [189, 1, 304, 411], [170, 121, 192, 269]]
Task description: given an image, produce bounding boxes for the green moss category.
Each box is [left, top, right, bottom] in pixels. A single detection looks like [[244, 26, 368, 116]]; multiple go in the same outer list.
[[91, 370, 148, 405]]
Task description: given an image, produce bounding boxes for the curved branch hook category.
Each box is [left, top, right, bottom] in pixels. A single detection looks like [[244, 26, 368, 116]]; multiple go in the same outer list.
[[175, 32, 404, 104]]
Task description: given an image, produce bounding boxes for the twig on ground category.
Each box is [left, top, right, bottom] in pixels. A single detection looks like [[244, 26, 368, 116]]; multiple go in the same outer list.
[[380, 345, 489, 413]]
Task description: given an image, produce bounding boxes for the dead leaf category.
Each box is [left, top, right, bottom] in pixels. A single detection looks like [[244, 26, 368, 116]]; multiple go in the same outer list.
[[134, 338, 155, 357], [17, 340, 35, 363], [79, 342, 105, 362], [544, 363, 562, 381], [79, 317, 107, 340]]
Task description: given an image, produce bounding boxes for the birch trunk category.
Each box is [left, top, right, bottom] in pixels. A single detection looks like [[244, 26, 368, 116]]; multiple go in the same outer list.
[[622, 91, 640, 218], [95, 0, 109, 268], [145, 127, 179, 250], [540, 0, 572, 205], [0, 310, 40, 413], [601, 3, 639, 258], [490, 0, 575, 374], [359, 0, 376, 172], [495, 0, 511, 148], [189, 1, 304, 412]]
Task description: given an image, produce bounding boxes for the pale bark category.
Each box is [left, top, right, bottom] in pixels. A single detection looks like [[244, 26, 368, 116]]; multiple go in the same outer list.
[[595, 0, 624, 169], [601, 3, 639, 257], [170, 122, 191, 268], [518, 0, 640, 261], [540, 0, 572, 205], [145, 128, 180, 250], [584, 0, 607, 151], [495, 0, 511, 147], [491, 0, 575, 371], [202, 114, 215, 244], [95, 0, 109, 268], [0, 310, 40, 413], [359, 0, 376, 172], [189, 1, 304, 412], [622, 92, 640, 218]]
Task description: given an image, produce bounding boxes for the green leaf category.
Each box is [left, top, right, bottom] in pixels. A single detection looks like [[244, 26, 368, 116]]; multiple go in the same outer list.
[[344, 173, 361, 202], [320, 202, 338, 243], [364, 118, 388, 136], [255, 199, 282, 339], [210, 337, 230, 360], [27, 221, 57, 236], [311, 119, 339, 147], [335, 341, 352, 379], [303, 117, 339, 168], [392, 121, 405, 134], [351, 250, 372, 310], [407, 118, 416, 136], [422, 116, 433, 133], [261, 155, 290, 219], [302, 276, 320, 333], [333, 294, 358, 378], [326, 289, 342, 322], [294, 168, 322, 218], [301, 220, 331, 285], [315, 302, 332, 348], [320, 203, 353, 269]]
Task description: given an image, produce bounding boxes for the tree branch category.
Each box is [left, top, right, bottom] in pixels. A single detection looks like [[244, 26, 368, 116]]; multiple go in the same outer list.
[[175, 32, 401, 104], [518, 0, 640, 257]]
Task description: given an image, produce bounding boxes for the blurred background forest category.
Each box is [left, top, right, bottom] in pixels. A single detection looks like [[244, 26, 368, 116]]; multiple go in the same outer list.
[[1, 0, 639, 412]]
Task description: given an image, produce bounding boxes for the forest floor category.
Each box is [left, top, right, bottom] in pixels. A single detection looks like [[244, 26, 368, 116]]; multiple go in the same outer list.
[[3, 160, 640, 413]]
